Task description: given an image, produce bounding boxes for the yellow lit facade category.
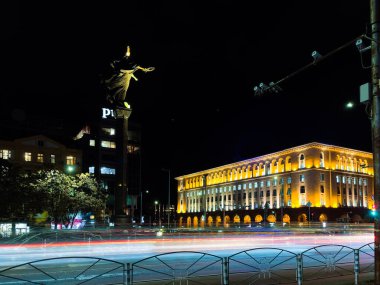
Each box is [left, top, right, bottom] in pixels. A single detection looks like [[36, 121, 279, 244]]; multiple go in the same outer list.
[[175, 142, 373, 223]]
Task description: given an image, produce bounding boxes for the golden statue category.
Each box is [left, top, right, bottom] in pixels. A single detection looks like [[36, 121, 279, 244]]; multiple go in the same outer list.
[[104, 46, 155, 108]]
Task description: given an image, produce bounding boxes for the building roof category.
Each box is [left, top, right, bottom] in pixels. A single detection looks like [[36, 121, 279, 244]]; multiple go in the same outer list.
[[175, 142, 373, 180]]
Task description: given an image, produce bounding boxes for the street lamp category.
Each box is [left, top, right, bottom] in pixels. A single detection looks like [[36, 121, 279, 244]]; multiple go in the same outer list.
[[140, 190, 149, 224], [154, 201, 158, 223], [161, 168, 171, 227]]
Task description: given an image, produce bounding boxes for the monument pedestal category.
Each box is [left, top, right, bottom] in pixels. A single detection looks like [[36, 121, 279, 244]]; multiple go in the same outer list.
[[114, 106, 132, 227]]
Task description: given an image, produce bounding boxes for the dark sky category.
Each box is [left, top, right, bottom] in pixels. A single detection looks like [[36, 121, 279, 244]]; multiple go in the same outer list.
[[1, 1, 373, 199]]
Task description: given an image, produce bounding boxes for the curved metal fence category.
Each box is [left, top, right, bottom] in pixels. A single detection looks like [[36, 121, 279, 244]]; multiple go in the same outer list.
[[132, 251, 223, 284], [0, 243, 375, 284], [301, 244, 355, 282], [228, 248, 298, 284], [0, 257, 125, 284], [358, 242, 375, 274]]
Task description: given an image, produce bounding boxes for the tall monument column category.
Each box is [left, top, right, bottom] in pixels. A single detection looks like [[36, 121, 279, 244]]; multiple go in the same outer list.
[[115, 107, 132, 224], [102, 44, 155, 227]]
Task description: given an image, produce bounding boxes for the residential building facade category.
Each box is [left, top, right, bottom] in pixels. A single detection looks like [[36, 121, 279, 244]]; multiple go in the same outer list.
[[0, 135, 82, 174]]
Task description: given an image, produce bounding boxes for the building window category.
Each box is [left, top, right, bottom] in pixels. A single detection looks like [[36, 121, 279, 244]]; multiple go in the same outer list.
[[50, 154, 55, 164], [24, 152, 32, 162], [320, 152, 325, 168], [299, 154, 305, 169], [260, 181, 264, 187], [101, 140, 116, 148], [336, 175, 340, 183], [100, 167, 116, 175], [66, 156, 76, 165], [266, 190, 270, 197], [337, 186, 341, 195], [101, 127, 116, 136], [273, 178, 277, 186], [254, 182, 258, 188], [287, 177, 292, 184], [342, 176, 346, 184], [300, 174, 305, 183], [320, 173, 325, 181], [37, 153, 44, 163], [320, 185, 325, 194], [300, 185, 305, 194], [89, 140, 96, 146], [273, 189, 277, 196], [0, 149, 11, 160], [89, 166, 95, 174], [266, 180, 271, 187]]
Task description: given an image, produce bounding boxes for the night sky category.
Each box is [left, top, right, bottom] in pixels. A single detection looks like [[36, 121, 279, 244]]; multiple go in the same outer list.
[[1, 1, 373, 200]]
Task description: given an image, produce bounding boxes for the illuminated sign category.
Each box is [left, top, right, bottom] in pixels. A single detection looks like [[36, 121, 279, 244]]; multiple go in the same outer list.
[[102, 108, 116, 119]]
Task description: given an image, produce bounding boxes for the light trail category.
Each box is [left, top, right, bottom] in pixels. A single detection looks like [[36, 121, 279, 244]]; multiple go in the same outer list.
[[0, 232, 373, 268]]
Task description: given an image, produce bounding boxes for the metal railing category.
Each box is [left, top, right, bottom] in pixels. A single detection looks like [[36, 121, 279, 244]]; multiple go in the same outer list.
[[0, 257, 125, 284], [0, 243, 375, 284]]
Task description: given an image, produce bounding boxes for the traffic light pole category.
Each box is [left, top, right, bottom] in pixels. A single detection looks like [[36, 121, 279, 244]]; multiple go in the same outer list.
[[370, 0, 380, 282]]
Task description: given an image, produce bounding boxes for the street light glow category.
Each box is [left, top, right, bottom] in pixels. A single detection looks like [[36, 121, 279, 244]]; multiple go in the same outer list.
[[346, 101, 354, 109]]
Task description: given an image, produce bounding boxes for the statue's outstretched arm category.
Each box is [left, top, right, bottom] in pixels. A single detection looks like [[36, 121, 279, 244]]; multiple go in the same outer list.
[[135, 66, 155, 73]]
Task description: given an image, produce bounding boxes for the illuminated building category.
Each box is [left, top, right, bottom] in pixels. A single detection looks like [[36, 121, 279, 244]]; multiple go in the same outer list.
[[0, 135, 82, 174], [74, 106, 142, 220], [175, 142, 374, 226]]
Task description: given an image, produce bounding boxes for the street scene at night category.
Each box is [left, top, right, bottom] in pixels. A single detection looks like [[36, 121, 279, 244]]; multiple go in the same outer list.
[[1, 0, 380, 284]]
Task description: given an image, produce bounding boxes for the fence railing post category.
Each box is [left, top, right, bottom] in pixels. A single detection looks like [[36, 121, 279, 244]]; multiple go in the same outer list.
[[296, 254, 303, 285], [354, 249, 359, 285], [125, 262, 131, 285], [222, 257, 229, 285]]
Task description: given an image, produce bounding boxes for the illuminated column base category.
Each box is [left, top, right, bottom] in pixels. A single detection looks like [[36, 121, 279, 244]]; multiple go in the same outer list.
[[115, 106, 132, 226]]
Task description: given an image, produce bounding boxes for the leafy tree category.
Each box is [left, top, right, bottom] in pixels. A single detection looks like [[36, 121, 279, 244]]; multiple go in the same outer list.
[[30, 170, 106, 229], [0, 159, 41, 219]]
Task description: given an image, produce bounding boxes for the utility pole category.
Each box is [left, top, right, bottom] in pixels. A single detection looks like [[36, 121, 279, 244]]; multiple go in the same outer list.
[[161, 168, 171, 227], [370, 0, 380, 281]]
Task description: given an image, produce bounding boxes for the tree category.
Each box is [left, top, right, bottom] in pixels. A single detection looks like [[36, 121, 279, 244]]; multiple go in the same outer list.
[[0, 159, 42, 220], [30, 170, 106, 229]]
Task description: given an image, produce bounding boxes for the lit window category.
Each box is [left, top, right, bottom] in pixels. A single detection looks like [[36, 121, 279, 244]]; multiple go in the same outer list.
[[37, 153, 44, 163], [320, 152, 325, 167], [89, 140, 95, 146], [66, 156, 76, 165], [102, 127, 116, 136], [50, 154, 55, 164], [287, 177, 292, 184], [260, 181, 264, 187], [299, 154, 305, 169], [266, 180, 271, 187], [100, 167, 116, 175], [254, 182, 258, 188], [336, 175, 340, 183], [24, 152, 32, 162], [342, 176, 346, 183], [300, 175, 305, 182], [0, 149, 11, 160], [89, 166, 95, 174], [101, 140, 116, 148]]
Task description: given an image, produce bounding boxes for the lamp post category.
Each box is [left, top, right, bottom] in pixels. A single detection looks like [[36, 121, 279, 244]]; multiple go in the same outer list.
[[154, 201, 158, 224], [370, 0, 380, 280], [140, 190, 149, 224], [161, 168, 171, 227]]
